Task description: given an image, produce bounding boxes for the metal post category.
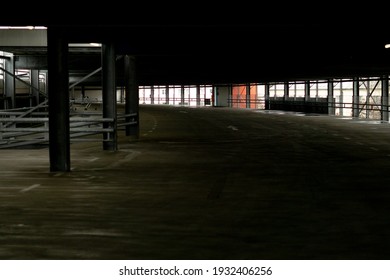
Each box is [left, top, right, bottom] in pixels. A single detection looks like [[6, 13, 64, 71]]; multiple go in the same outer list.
[[47, 27, 70, 172], [120, 86, 124, 104], [181, 85, 185, 105], [213, 86, 218, 106], [264, 83, 270, 110], [305, 80, 312, 113], [353, 77, 360, 118], [366, 80, 370, 119], [382, 75, 389, 122], [327, 79, 335, 115], [196, 85, 201, 106], [31, 69, 40, 106], [102, 42, 117, 150], [304, 80, 310, 102], [151, 85, 154, 104], [284, 82, 289, 101], [4, 54, 15, 108], [165, 85, 169, 105], [293, 82, 297, 100], [246, 83, 251, 108], [158, 86, 161, 104], [124, 55, 139, 137]]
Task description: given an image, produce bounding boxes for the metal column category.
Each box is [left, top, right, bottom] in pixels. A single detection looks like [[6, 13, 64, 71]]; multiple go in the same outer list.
[[150, 85, 154, 104], [124, 55, 139, 137], [213, 86, 218, 106], [327, 79, 335, 115], [264, 83, 270, 110], [165, 85, 169, 105], [31, 69, 40, 106], [4, 55, 15, 108], [102, 42, 117, 151], [284, 82, 289, 101], [353, 77, 360, 118], [181, 85, 185, 105], [304, 80, 310, 102], [246, 83, 251, 108], [366, 80, 370, 119], [338, 81, 343, 116], [47, 27, 70, 172], [382, 75, 389, 122], [196, 85, 201, 106]]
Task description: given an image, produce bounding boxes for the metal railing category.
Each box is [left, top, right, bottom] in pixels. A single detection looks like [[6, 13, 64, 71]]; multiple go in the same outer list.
[[0, 104, 138, 148]]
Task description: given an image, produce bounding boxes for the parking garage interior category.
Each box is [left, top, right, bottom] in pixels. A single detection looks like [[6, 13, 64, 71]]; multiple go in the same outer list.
[[1, 18, 390, 260]]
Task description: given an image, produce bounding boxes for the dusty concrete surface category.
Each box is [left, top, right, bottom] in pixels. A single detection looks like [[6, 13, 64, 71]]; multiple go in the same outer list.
[[1, 105, 390, 260]]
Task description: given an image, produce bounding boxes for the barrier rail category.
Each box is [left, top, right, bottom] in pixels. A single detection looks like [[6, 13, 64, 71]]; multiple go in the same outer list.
[[0, 106, 138, 148]]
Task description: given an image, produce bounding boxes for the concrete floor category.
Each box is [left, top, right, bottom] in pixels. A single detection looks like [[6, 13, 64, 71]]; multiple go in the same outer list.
[[1, 105, 390, 260]]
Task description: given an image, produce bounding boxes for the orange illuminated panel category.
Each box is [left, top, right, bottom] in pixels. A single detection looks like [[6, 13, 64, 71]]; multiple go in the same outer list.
[[231, 84, 258, 108]]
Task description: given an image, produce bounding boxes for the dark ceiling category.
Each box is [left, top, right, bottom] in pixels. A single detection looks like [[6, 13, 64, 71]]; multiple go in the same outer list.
[[61, 23, 390, 85], [2, 9, 390, 86]]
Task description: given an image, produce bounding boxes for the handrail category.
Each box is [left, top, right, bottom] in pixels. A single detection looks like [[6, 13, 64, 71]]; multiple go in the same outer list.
[[2, 100, 48, 128], [0, 112, 119, 148]]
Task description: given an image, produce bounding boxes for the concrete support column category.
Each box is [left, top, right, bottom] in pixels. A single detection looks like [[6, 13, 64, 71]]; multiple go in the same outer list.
[[150, 85, 154, 104], [353, 77, 360, 118], [47, 27, 70, 172], [4, 55, 15, 108], [102, 42, 117, 151], [366, 80, 370, 119], [264, 83, 270, 110], [196, 85, 201, 106], [31, 69, 40, 106], [292, 83, 296, 100], [181, 85, 185, 105], [124, 55, 139, 137], [382, 75, 389, 122], [246, 83, 251, 108], [212, 86, 217, 106], [339, 81, 344, 116], [304, 80, 310, 102], [327, 79, 335, 115], [165, 85, 169, 105], [284, 82, 289, 101]]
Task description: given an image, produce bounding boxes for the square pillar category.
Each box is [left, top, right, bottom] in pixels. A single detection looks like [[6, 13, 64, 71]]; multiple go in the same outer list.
[[246, 83, 251, 108], [353, 77, 360, 118], [327, 79, 335, 115], [4, 54, 15, 108], [102, 42, 117, 150], [382, 75, 389, 122], [47, 27, 70, 172]]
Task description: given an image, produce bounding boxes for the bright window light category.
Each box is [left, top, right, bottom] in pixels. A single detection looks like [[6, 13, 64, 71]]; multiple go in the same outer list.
[[0, 26, 47, 30], [68, 43, 102, 47]]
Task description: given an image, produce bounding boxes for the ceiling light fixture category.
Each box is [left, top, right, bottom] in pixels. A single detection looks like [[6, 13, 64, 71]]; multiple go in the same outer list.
[[385, 44, 390, 49]]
